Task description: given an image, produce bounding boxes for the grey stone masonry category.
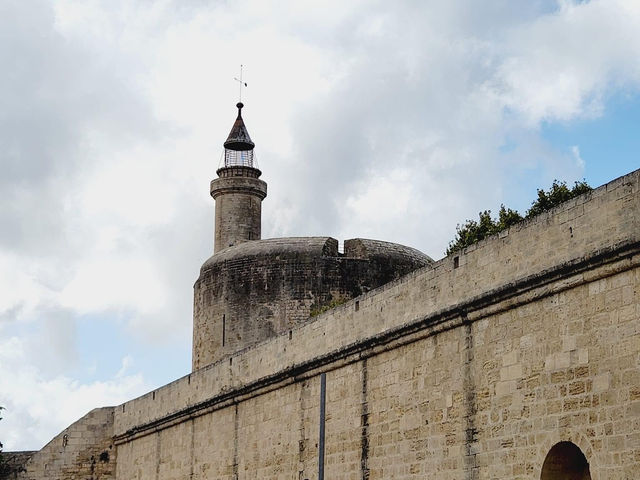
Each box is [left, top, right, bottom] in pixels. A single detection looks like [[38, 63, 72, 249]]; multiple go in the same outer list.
[[192, 236, 432, 370], [0, 452, 36, 480], [211, 165, 267, 253], [7, 407, 116, 480]]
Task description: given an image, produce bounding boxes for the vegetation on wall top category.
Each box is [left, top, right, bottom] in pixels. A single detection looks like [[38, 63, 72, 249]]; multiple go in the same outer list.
[[310, 297, 348, 317], [446, 180, 592, 256]]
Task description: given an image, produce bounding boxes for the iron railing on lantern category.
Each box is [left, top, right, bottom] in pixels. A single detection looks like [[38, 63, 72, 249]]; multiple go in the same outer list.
[[224, 148, 254, 168]]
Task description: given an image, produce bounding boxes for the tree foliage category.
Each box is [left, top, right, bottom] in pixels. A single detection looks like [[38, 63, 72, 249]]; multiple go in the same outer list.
[[525, 179, 592, 218], [447, 180, 592, 256]]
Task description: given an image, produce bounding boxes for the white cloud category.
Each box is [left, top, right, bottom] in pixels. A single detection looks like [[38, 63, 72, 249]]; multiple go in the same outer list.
[[116, 355, 134, 378], [59, 257, 167, 314], [0, 254, 51, 318], [572, 145, 585, 170], [494, 0, 640, 125], [0, 336, 148, 450]]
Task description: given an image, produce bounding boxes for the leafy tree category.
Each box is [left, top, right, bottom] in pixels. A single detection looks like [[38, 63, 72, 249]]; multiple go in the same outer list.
[[496, 205, 524, 231], [447, 180, 591, 255], [446, 207, 522, 256], [525, 180, 592, 218], [446, 210, 494, 256]]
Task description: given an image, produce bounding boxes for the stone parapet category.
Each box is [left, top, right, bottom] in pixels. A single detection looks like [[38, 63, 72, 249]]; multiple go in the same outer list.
[[116, 169, 640, 441], [210, 174, 267, 199]]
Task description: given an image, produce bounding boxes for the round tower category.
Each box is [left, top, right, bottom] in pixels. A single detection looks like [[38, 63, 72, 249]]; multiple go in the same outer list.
[[210, 102, 267, 253], [192, 101, 432, 372]]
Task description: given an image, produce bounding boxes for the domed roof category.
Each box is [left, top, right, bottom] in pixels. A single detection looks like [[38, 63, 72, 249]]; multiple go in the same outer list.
[[200, 236, 433, 273], [201, 237, 337, 271]]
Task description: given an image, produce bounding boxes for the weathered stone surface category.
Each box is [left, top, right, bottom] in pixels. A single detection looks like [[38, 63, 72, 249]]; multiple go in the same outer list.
[[8, 407, 115, 480], [211, 165, 267, 254], [0, 451, 35, 480], [192, 236, 433, 370]]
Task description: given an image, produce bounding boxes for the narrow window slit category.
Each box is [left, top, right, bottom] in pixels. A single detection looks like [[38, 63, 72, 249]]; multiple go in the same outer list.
[[222, 314, 226, 346]]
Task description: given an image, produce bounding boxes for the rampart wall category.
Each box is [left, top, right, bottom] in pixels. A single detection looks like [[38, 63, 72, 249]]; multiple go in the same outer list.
[[0, 451, 35, 479], [10, 407, 116, 480], [112, 171, 640, 479]]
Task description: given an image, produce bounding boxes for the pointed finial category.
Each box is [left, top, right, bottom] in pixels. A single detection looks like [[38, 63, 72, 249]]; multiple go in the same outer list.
[[234, 65, 247, 103], [224, 101, 254, 152]]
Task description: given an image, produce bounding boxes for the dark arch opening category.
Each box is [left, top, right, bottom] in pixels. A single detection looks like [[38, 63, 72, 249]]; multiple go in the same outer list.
[[541, 441, 591, 480]]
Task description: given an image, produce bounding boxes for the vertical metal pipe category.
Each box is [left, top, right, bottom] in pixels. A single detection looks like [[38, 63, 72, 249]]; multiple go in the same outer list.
[[318, 373, 326, 480]]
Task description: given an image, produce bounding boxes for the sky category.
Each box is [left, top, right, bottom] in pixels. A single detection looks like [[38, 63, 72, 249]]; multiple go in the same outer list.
[[1, 0, 639, 451]]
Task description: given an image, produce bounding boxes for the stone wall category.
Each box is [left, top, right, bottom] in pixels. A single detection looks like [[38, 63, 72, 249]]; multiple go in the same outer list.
[[12, 407, 116, 480], [114, 170, 640, 479], [192, 237, 432, 370], [0, 452, 35, 479], [115, 258, 639, 479], [211, 166, 267, 253]]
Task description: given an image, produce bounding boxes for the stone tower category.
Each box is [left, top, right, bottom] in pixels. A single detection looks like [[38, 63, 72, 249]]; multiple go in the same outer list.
[[192, 101, 432, 371], [210, 102, 267, 253]]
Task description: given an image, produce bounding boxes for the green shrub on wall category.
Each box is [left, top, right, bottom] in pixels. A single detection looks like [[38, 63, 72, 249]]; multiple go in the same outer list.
[[447, 180, 592, 255], [310, 297, 348, 317]]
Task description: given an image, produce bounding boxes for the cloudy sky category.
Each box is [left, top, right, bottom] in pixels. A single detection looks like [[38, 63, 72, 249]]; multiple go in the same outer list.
[[1, 0, 639, 450]]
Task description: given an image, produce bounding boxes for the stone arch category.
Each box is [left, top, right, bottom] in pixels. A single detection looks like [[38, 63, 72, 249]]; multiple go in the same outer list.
[[536, 430, 598, 479], [540, 441, 591, 480]]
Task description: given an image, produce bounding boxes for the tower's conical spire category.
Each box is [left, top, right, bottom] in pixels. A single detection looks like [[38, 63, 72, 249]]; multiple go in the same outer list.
[[224, 102, 254, 151], [221, 102, 256, 168]]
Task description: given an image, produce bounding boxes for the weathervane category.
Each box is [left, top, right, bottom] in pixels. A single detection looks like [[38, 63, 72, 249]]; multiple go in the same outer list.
[[234, 65, 248, 103]]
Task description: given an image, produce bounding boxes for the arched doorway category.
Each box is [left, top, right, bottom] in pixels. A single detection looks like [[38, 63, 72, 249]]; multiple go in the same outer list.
[[541, 441, 591, 480]]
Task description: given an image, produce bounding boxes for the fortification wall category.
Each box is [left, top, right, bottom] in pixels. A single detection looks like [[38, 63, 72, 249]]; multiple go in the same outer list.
[[12, 407, 116, 480], [192, 237, 432, 370], [111, 170, 639, 479], [0, 451, 35, 479], [117, 170, 639, 433], [115, 261, 639, 479]]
